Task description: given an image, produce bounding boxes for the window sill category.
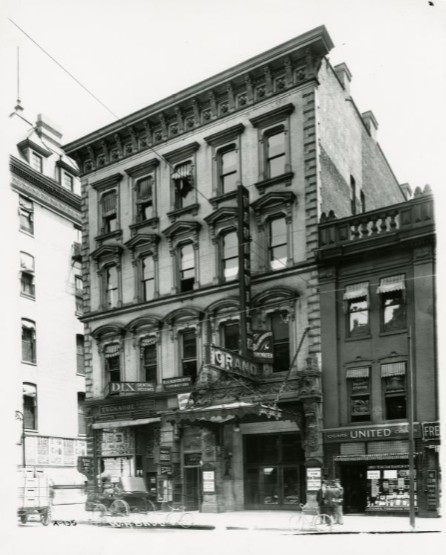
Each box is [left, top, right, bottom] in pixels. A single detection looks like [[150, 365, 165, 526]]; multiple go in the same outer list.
[[129, 217, 159, 232], [167, 203, 200, 222], [19, 229, 34, 237], [94, 229, 123, 243], [76, 372, 86, 377], [20, 293, 36, 301], [379, 328, 408, 337], [254, 171, 294, 194], [344, 334, 371, 342], [209, 190, 238, 208], [21, 360, 37, 366], [24, 428, 38, 433]]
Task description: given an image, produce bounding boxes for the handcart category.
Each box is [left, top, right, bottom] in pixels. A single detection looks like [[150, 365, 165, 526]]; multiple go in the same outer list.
[[17, 468, 52, 526], [87, 477, 157, 517]]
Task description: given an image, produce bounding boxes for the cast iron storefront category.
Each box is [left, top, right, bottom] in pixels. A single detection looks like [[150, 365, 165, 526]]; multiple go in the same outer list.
[[323, 422, 434, 515]]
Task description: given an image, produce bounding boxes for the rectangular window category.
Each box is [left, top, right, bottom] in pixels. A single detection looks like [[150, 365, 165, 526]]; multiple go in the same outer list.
[[76, 335, 85, 375], [78, 392, 86, 435], [19, 196, 34, 234], [344, 283, 369, 337], [266, 130, 286, 178], [31, 151, 43, 173], [173, 162, 193, 209], [142, 256, 155, 301], [74, 275, 83, 313], [222, 322, 240, 353], [350, 176, 357, 215], [181, 330, 197, 382], [20, 252, 35, 298], [21, 320, 36, 363], [105, 266, 118, 308], [268, 217, 287, 271], [179, 244, 195, 292], [382, 363, 406, 420], [347, 368, 371, 423], [23, 383, 37, 430], [270, 312, 290, 372], [222, 231, 238, 281], [101, 190, 118, 233], [143, 343, 157, 383], [360, 190, 366, 213], [104, 344, 121, 384], [136, 176, 154, 221], [219, 148, 238, 194], [63, 172, 74, 191], [378, 276, 406, 332]]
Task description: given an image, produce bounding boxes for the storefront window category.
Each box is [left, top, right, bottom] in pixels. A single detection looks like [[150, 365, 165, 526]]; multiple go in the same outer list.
[[366, 466, 416, 511]]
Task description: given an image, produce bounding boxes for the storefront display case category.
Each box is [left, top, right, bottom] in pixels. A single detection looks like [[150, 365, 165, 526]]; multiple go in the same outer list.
[[366, 465, 417, 512]]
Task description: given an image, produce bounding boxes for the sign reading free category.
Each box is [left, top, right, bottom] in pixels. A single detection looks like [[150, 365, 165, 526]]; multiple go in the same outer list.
[[208, 344, 259, 381]]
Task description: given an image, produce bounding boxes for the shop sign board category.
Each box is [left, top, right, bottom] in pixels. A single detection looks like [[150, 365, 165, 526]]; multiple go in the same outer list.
[[237, 184, 253, 356], [207, 344, 260, 381], [97, 399, 156, 416], [252, 330, 273, 362], [184, 452, 201, 466], [323, 423, 421, 443], [426, 470, 438, 510], [160, 465, 172, 475], [422, 421, 440, 441], [367, 470, 380, 480], [159, 447, 171, 462], [108, 382, 156, 394], [162, 377, 192, 390], [202, 469, 216, 493], [306, 468, 321, 491]]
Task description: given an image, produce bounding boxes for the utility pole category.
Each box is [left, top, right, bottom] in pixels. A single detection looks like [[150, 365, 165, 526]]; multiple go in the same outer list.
[[407, 327, 416, 530]]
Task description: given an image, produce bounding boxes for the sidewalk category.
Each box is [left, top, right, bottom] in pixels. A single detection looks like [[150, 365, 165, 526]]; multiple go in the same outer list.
[[51, 504, 443, 534]]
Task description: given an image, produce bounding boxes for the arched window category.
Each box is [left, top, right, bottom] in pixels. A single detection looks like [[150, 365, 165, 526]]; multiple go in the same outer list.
[[221, 321, 240, 353], [269, 312, 290, 372], [222, 231, 238, 282], [268, 217, 287, 270], [104, 343, 121, 384]]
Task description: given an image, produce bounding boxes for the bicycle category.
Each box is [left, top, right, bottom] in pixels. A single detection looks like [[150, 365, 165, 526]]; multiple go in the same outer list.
[[289, 505, 333, 533], [163, 504, 194, 528]]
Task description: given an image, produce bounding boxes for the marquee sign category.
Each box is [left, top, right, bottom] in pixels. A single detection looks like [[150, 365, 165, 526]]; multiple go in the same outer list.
[[207, 344, 260, 381], [108, 382, 156, 394]]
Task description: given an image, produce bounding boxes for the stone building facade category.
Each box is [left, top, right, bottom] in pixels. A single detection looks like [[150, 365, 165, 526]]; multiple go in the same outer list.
[[317, 188, 439, 516], [10, 108, 87, 496], [64, 26, 406, 512]]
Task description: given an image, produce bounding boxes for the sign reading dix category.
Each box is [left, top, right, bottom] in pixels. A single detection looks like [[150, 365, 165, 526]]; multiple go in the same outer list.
[[323, 422, 421, 443]]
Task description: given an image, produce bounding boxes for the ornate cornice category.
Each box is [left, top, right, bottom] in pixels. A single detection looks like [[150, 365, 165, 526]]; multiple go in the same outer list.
[[10, 156, 81, 218], [64, 27, 333, 173]]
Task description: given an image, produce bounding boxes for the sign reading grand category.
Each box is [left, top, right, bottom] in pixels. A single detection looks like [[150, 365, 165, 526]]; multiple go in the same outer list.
[[208, 345, 259, 380], [323, 422, 421, 443]]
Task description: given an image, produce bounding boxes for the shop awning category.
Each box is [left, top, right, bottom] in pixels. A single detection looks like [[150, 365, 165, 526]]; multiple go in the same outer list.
[[381, 362, 406, 377], [343, 282, 369, 301], [92, 417, 160, 429], [346, 367, 369, 379], [377, 275, 405, 294], [165, 401, 283, 424], [334, 453, 415, 462]]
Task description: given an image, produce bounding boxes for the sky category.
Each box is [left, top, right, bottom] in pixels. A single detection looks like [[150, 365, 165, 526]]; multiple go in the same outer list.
[[1, 0, 446, 196]]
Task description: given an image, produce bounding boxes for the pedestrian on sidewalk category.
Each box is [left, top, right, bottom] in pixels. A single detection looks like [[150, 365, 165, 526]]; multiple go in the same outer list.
[[323, 482, 337, 521], [316, 480, 328, 515], [333, 478, 344, 525]]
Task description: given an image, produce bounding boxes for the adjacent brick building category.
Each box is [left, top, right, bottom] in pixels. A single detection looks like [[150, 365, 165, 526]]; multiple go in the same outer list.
[[317, 187, 438, 516], [64, 26, 407, 512]]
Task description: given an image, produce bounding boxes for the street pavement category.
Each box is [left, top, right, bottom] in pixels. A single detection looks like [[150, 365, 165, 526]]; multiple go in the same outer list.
[[50, 503, 443, 534]]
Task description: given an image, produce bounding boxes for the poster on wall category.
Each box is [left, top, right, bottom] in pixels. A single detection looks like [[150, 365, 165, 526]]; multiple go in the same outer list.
[[202, 470, 215, 493], [49, 438, 64, 465], [306, 468, 322, 491], [37, 437, 49, 465], [367, 470, 380, 480], [63, 439, 75, 466]]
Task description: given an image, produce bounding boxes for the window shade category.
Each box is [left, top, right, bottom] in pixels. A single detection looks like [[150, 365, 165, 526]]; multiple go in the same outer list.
[[377, 275, 405, 294], [346, 367, 370, 379], [104, 343, 120, 358], [381, 362, 406, 377], [343, 283, 369, 301], [101, 191, 117, 215]]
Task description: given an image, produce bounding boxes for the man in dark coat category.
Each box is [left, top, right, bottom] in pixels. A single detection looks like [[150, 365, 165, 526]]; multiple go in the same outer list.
[[323, 482, 337, 520], [316, 480, 327, 514]]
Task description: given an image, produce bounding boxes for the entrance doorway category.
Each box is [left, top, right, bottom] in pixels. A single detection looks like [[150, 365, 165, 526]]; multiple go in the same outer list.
[[244, 433, 305, 509], [184, 467, 201, 510], [340, 464, 367, 513]]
